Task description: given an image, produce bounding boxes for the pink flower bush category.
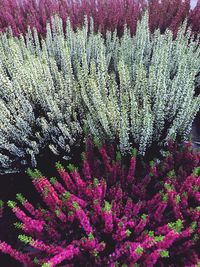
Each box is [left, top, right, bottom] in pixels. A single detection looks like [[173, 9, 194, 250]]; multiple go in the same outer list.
[[0, 138, 199, 266], [0, 0, 199, 38]]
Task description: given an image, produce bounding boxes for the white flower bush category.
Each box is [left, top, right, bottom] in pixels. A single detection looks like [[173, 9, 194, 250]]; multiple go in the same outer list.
[[78, 14, 200, 154], [0, 13, 199, 173], [0, 34, 82, 174]]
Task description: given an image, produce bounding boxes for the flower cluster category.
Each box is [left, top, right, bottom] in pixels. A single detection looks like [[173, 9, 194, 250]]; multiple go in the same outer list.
[[0, 0, 199, 37], [0, 138, 199, 266]]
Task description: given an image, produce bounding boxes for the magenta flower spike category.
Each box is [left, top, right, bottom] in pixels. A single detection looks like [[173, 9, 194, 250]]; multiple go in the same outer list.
[[0, 138, 199, 266]]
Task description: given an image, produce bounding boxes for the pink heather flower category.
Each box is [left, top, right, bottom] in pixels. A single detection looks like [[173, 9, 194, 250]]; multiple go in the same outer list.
[[0, 241, 32, 266], [56, 168, 76, 193], [72, 202, 93, 235], [99, 145, 112, 172], [124, 198, 133, 218], [0, 0, 199, 39], [154, 202, 168, 222], [83, 158, 92, 181], [43, 245, 79, 267], [1, 139, 200, 266], [143, 249, 161, 267], [134, 216, 148, 235], [8, 204, 44, 233], [33, 176, 62, 210], [102, 202, 113, 233], [157, 230, 180, 249], [31, 239, 63, 254]]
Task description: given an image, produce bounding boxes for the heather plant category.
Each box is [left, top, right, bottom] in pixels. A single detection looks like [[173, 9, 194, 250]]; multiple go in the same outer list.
[[0, 35, 82, 174], [0, 0, 199, 38], [0, 0, 144, 37], [0, 138, 199, 266], [148, 0, 190, 34], [78, 14, 200, 154], [0, 13, 200, 173]]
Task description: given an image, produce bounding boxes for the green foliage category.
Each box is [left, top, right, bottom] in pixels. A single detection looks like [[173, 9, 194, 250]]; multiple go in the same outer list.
[[168, 219, 184, 233], [0, 200, 4, 208], [135, 245, 143, 255], [18, 234, 33, 245], [160, 250, 169, 258], [125, 229, 132, 237], [67, 164, 77, 173], [55, 162, 65, 171], [7, 200, 16, 209], [62, 191, 71, 201], [14, 222, 23, 229], [16, 194, 26, 204], [72, 201, 80, 210], [102, 201, 112, 212], [50, 177, 57, 185], [27, 168, 42, 179]]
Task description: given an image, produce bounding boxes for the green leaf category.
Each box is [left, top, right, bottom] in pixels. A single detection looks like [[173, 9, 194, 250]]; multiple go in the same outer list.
[[33, 257, 39, 264], [135, 245, 143, 255], [72, 201, 80, 210], [0, 200, 4, 208], [55, 209, 60, 216], [93, 136, 101, 148], [160, 250, 169, 258], [88, 233, 94, 240], [55, 161, 64, 171], [93, 178, 99, 187], [154, 235, 165, 242], [192, 167, 200, 177], [14, 222, 23, 229], [162, 194, 168, 203], [67, 164, 77, 172], [116, 151, 122, 161], [167, 169, 176, 179], [93, 249, 98, 257], [149, 160, 154, 168], [16, 193, 26, 204], [126, 229, 132, 237], [148, 231, 154, 237], [164, 183, 173, 191], [62, 191, 71, 201], [18, 234, 33, 245], [175, 194, 181, 204], [50, 177, 57, 185], [43, 185, 49, 197], [168, 219, 183, 233], [42, 263, 51, 267], [141, 214, 147, 221], [7, 200, 16, 209], [102, 201, 112, 212], [131, 148, 137, 157], [190, 221, 197, 230], [27, 168, 42, 179]]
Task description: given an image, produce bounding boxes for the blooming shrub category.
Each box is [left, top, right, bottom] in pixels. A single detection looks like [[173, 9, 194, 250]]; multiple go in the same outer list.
[[79, 13, 200, 154], [0, 19, 82, 174], [0, 138, 199, 266], [0, 0, 199, 38], [1, 13, 200, 174], [0, 0, 144, 37]]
